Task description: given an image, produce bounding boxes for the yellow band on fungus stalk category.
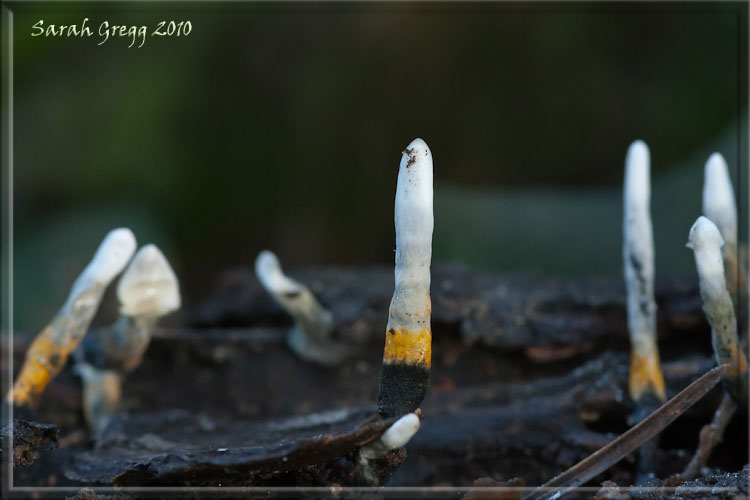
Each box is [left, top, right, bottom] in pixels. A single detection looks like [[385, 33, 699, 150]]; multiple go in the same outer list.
[[10, 326, 74, 407], [629, 349, 667, 402], [725, 343, 748, 378], [383, 327, 432, 366]]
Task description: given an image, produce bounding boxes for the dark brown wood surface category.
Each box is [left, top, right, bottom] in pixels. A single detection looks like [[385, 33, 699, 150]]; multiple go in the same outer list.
[[3, 266, 746, 496]]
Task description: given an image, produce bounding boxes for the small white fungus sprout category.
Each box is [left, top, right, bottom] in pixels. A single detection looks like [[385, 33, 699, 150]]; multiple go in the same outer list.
[[353, 412, 421, 485], [622, 140, 665, 402], [255, 250, 346, 365], [363, 412, 421, 459], [687, 216, 747, 403]]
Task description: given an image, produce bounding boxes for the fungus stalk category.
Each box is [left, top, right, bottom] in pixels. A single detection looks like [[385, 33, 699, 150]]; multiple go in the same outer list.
[[75, 244, 181, 434], [681, 216, 747, 478], [377, 138, 434, 419], [255, 250, 347, 365], [7, 228, 136, 409], [353, 412, 420, 485], [702, 153, 742, 297], [73, 363, 122, 436], [687, 216, 747, 402], [623, 141, 666, 405]]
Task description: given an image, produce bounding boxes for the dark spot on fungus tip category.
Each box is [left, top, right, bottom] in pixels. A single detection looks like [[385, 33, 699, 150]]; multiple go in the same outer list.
[[388, 328, 395, 335], [283, 290, 302, 299], [403, 148, 417, 168], [377, 363, 430, 419]]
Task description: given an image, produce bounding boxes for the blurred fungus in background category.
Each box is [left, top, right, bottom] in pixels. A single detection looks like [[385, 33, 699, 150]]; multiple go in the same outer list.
[[11, 2, 747, 335]]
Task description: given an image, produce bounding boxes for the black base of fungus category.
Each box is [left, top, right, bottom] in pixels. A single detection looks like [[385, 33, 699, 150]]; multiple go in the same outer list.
[[630, 391, 664, 485], [377, 363, 429, 419]]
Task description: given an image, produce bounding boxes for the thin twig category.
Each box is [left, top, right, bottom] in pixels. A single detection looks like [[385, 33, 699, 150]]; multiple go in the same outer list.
[[522, 365, 728, 500], [681, 392, 737, 480]]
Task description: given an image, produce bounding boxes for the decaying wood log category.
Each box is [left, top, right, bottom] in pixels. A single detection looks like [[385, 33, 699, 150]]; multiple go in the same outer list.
[[594, 465, 750, 500], [189, 264, 709, 355], [0, 419, 58, 468], [36, 353, 723, 489], [2, 267, 745, 494], [64, 407, 395, 486]]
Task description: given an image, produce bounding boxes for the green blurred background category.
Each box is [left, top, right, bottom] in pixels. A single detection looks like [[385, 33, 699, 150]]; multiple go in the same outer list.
[[8, 2, 748, 333]]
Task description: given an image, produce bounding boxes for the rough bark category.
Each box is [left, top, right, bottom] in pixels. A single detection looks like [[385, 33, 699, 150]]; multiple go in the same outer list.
[[3, 267, 746, 494]]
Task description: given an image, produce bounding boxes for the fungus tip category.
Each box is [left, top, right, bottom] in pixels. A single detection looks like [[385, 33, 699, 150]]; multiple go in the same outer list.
[[627, 139, 649, 162], [255, 249, 342, 364], [396, 139, 433, 236], [117, 244, 181, 318], [81, 228, 137, 286], [688, 216, 731, 305], [255, 250, 302, 295], [702, 152, 737, 247], [688, 216, 725, 253], [624, 140, 651, 208]]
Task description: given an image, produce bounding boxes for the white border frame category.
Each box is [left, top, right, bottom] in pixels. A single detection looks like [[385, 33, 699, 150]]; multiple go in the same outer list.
[[1, 1, 747, 498]]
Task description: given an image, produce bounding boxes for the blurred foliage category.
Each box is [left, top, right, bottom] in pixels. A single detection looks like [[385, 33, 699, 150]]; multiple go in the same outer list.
[[7, 2, 747, 332]]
